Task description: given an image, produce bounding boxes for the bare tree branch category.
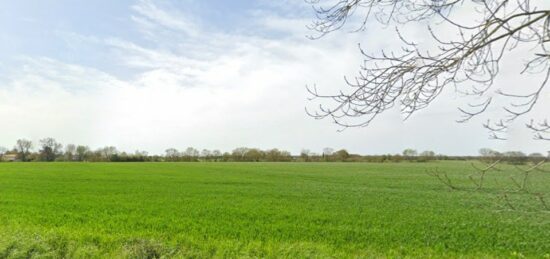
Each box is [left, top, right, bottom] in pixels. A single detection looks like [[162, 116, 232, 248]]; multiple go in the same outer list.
[[306, 0, 550, 140]]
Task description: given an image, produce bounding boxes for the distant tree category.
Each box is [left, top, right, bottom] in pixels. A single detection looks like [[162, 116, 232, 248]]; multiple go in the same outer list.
[[165, 148, 180, 162], [479, 148, 500, 157], [478, 148, 502, 162], [265, 149, 292, 162], [39, 138, 63, 162], [134, 150, 148, 160], [528, 152, 545, 163], [232, 147, 250, 161], [264, 149, 277, 162], [183, 147, 200, 161], [245, 148, 264, 162], [322, 147, 334, 156], [309, 152, 322, 162], [503, 151, 527, 157], [418, 150, 436, 162], [280, 150, 293, 161], [15, 139, 33, 162], [420, 151, 435, 157], [76, 145, 91, 161], [300, 149, 311, 162], [402, 149, 418, 158], [529, 152, 544, 158], [0, 146, 7, 161], [322, 147, 334, 161], [200, 149, 212, 159], [391, 154, 404, 163], [503, 151, 528, 165], [65, 144, 76, 161], [222, 152, 232, 161], [333, 149, 350, 162], [99, 146, 118, 161], [211, 150, 222, 161]]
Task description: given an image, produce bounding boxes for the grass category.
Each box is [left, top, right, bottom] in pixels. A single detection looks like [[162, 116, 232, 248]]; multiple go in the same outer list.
[[0, 161, 548, 258]]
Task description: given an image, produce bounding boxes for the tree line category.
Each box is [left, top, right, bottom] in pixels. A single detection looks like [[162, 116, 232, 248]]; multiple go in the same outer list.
[[0, 138, 546, 164], [0, 138, 299, 162]]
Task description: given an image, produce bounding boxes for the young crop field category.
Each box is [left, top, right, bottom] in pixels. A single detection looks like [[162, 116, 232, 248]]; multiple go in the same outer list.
[[0, 162, 548, 258]]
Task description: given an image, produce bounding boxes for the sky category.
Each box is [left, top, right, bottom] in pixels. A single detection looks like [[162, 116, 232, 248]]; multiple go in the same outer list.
[[0, 0, 548, 155]]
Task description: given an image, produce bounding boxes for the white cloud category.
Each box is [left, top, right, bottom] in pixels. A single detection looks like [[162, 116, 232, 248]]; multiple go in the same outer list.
[[131, 0, 199, 37], [0, 58, 121, 146]]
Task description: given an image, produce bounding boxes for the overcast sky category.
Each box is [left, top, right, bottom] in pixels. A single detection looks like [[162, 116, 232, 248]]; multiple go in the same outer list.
[[0, 0, 548, 155]]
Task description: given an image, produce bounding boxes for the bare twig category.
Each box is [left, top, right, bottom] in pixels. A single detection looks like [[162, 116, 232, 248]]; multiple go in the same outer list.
[[526, 119, 550, 141], [427, 168, 458, 190], [534, 192, 550, 211], [469, 159, 501, 190], [501, 192, 516, 211], [511, 160, 546, 191]]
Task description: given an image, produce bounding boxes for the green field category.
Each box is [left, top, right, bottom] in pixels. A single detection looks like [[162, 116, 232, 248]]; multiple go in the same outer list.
[[0, 162, 548, 258]]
